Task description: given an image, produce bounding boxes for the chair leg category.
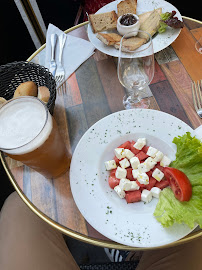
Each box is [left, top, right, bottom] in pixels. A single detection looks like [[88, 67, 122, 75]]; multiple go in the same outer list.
[[74, 3, 84, 25]]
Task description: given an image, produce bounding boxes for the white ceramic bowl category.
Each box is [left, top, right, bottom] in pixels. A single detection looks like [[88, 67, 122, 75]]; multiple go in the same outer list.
[[117, 13, 140, 38]]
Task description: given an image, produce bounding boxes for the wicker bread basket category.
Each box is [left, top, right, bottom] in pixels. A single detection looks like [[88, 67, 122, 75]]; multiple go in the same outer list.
[[0, 61, 56, 114]]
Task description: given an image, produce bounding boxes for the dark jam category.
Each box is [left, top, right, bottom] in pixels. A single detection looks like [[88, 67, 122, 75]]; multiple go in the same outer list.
[[120, 14, 137, 26]]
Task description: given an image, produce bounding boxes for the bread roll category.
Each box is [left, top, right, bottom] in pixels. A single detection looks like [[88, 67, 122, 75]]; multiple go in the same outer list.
[[37, 86, 50, 103], [0, 97, 7, 104], [14, 81, 38, 98]]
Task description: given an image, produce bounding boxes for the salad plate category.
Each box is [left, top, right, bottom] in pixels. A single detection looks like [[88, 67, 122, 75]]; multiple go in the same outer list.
[[70, 109, 197, 247], [87, 0, 182, 57]]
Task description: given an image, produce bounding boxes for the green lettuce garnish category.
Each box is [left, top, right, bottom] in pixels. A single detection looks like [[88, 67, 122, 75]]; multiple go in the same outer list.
[[154, 132, 202, 228]]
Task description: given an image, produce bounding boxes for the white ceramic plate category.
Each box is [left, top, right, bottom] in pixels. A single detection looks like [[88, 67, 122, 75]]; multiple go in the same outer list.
[[87, 0, 182, 57], [70, 109, 196, 247]]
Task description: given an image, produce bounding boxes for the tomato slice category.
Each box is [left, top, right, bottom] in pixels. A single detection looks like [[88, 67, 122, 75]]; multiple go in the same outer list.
[[164, 167, 192, 201]]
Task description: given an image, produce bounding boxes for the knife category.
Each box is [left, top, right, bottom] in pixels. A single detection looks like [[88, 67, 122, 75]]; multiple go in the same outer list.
[[49, 34, 58, 76]]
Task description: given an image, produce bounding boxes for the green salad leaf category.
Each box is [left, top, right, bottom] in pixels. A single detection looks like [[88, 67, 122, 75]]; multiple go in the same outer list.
[[154, 132, 202, 228]]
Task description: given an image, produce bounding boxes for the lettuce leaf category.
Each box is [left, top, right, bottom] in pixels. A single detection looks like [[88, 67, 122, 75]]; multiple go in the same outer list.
[[154, 132, 202, 228]]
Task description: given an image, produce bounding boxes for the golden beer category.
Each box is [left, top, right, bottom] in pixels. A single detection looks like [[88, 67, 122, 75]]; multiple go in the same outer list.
[[0, 97, 70, 178]]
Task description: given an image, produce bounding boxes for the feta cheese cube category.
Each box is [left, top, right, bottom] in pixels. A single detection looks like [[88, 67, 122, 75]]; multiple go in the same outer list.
[[115, 166, 127, 179], [151, 187, 161, 198], [133, 138, 146, 150], [141, 189, 152, 203], [138, 163, 150, 173], [137, 172, 149, 185], [144, 157, 157, 170], [119, 178, 132, 191], [114, 148, 126, 160], [145, 157, 157, 169], [124, 149, 135, 159], [114, 186, 125, 198], [129, 181, 140, 191], [154, 151, 164, 162], [160, 155, 171, 167], [152, 168, 164, 182], [119, 158, 130, 169], [105, 160, 117, 170], [132, 169, 139, 179], [146, 146, 158, 158], [130, 156, 140, 169]]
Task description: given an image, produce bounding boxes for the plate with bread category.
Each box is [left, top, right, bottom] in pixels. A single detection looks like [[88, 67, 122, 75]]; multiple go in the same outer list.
[[87, 0, 183, 57]]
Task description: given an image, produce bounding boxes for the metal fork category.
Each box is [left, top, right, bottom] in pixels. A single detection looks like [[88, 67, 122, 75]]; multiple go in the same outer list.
[[55, 33, 67, 84], [192, 80, 202, 118]]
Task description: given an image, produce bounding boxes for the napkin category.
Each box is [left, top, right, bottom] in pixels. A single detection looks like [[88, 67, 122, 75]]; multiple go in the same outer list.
[[45, 23, 95, 81]]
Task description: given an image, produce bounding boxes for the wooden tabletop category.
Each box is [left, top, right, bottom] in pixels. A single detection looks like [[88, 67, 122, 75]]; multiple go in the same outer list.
[[1, 17, 202, 250]]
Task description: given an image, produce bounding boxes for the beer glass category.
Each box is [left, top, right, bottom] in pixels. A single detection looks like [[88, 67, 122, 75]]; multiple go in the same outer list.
[[0, 97, 70, 179]]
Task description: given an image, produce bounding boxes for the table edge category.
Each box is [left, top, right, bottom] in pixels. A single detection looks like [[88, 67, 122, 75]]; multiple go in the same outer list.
[[27, 17, 202, 62], [3, 17, 202, 250]]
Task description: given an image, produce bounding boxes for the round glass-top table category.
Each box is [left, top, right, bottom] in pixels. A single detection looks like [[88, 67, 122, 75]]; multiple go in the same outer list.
[[1, 17, 202, 250]]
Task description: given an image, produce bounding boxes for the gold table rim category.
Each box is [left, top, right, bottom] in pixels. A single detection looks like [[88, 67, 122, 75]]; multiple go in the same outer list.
[[1, 16, 202, 250]]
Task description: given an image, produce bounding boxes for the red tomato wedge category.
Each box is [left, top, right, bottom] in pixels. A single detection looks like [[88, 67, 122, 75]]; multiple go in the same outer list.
[[164, 167, 192, 201]]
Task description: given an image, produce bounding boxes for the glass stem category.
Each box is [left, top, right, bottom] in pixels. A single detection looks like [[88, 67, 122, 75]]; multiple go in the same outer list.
[[126, 88, 140, 102]]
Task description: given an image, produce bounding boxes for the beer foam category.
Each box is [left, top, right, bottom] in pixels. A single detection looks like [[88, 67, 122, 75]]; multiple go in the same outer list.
[[0, 98, 52, 155]]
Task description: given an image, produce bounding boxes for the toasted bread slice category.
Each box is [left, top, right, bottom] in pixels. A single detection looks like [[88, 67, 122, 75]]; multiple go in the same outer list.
[[139, 8, 162, 25], [97, 33, 122, 46], [89, 11, 118, 33], [139, 10, 161, 40], [114, 37, 146, 51], [117, 0, 137, 17]]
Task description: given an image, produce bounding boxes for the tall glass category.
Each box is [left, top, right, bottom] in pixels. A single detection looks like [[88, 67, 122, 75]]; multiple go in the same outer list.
[[118, 30, 155, 109], [0, 97, 71, 179]]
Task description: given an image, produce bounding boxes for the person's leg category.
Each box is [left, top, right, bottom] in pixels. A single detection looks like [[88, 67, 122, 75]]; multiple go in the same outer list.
[[0, 192, 80, 270], [128, 237, 202, 270]]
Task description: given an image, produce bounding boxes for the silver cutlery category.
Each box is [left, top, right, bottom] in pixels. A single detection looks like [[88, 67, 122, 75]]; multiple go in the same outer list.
[[192, 80, 202, 118], [49, 34, 58, 76], [55, 33, 67, 84]]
